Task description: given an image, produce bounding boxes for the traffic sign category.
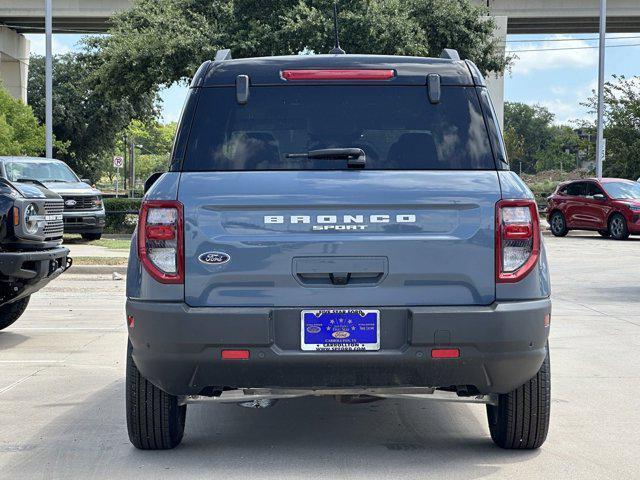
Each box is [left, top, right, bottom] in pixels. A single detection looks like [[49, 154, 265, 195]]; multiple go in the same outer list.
[[113, 156, 124, 168]]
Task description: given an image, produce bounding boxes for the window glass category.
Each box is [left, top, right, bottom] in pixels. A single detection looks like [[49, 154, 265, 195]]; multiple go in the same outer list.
[[602, 181, 640, 199], [565, 183, 585, 196], [585, 183, 604, 197], [5, 161, 78, 183], [183, 86, 496, 171]]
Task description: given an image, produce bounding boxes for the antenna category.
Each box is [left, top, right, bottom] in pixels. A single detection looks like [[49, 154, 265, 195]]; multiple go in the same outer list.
[[329, 2, 345, 55]]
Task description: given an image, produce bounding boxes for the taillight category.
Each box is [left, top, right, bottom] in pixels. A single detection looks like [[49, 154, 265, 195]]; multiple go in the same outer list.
[[138, 200, 184, 284], [496, 199, 540, 283], [281, 69, 395, 81]]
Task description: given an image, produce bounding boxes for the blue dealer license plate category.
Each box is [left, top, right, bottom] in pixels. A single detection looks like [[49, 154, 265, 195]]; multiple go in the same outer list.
[[301, 309, 380, 351]]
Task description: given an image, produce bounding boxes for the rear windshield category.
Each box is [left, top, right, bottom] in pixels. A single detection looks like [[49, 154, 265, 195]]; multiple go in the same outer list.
[[182, 86, 495, 171]]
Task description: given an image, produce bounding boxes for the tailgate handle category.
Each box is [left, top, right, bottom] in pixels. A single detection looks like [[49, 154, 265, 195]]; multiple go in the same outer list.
[[293, 257, 388, 287]]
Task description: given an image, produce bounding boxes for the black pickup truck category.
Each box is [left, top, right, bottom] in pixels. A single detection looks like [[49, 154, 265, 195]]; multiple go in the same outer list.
[[0, 178, 70, 330]]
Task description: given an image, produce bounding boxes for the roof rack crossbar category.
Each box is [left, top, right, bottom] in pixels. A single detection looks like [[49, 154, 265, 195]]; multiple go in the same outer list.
[[440, 48, 460, 61], [215, 49, 232, 62]]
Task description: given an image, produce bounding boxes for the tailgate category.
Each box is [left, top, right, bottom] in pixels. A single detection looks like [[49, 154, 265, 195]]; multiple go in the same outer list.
[[179, 170, 499, 307]]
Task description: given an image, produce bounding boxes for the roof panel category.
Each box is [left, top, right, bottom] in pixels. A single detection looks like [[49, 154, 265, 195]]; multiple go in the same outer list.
[[201, 54, 474, 87]]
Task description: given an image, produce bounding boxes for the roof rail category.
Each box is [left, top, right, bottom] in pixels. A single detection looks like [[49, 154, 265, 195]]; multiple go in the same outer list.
[[214, 49, 232, 62], [440, 48, 460, 61]]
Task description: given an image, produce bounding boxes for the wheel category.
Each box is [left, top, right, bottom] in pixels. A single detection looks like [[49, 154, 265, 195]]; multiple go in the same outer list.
[[549, 212, 568, 237], [81, 232, 102, 241], [608, 213, 629, 240], [0, 297, 30, 331], [486, 344, 550, 449], [597, 230, 610, 238], [126, 341, 186, 449]]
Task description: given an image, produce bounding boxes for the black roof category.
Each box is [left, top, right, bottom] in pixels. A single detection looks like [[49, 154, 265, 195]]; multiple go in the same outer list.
[[194, 54, 481, 87]]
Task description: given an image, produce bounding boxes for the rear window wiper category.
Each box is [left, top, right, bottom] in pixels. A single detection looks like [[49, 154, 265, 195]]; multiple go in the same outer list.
[[286, 148, 366, 169]]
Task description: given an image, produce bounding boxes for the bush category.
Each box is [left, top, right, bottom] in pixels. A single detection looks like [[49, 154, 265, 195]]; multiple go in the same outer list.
[[103, 197, 142, 233]]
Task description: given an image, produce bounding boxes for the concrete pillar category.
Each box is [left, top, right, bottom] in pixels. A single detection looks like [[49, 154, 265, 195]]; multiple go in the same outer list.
[[0, 26, 30, 103], [485, 16, 508, 130]]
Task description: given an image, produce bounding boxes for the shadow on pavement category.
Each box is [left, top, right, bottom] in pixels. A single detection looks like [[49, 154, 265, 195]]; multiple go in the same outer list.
[[2, 380, 541, 479], [0, 332, 29, 350]]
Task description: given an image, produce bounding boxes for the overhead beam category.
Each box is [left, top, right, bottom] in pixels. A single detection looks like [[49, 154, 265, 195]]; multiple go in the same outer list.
[[0, 0, 130, 33], [507, 16, 640, 34], [1, 1, 640, 34], [472, 0, 640, 34]]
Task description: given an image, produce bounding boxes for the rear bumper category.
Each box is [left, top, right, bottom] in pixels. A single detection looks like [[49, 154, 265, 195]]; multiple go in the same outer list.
[[126, 298, 551, 396], [0, 246, 71, 305]]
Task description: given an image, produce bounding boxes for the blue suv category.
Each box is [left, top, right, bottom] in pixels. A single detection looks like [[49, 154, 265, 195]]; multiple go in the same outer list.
[[125, 49, 551, 450]]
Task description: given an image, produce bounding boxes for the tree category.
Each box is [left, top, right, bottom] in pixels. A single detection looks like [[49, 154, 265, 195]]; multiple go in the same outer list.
[[125, 120, 176, 184], [504, 102, 555, 173], [504, 102, 586, 174], [503, 125, 525, 167], [0, 82, 46, 156], [86, 0, 508, 101], [27, 53, 157, 181], [533, 125, 584, 173], [583, 75, 640, 179]]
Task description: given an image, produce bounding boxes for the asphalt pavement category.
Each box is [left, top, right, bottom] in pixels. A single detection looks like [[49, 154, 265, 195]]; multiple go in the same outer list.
[[0, 231, 639, 479]]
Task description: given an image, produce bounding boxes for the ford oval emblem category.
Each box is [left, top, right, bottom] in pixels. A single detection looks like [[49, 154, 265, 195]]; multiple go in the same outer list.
[[65, 199, 77, 206], [198, 251, 230, 265]]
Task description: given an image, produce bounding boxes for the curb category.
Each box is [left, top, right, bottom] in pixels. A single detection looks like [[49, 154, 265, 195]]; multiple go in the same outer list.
[[66, 265, 128, 275]]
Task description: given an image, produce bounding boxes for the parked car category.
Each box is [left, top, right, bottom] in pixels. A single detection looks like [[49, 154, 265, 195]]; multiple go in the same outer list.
[[125, 49, 551, 450], [0, 178, 71, 331], [547, 178, 640, 240], [0, 157, 106, 240]]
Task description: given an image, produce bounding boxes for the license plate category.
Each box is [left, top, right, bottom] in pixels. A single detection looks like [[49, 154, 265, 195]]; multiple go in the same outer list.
[[301, 309, 380, 351]]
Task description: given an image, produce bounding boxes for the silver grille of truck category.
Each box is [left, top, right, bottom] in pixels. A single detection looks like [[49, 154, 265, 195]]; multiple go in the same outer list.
[[44, 201, 64, 239]]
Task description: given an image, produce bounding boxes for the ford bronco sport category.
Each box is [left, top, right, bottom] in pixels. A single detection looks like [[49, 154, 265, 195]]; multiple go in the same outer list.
[[126, 49, 551, 451]]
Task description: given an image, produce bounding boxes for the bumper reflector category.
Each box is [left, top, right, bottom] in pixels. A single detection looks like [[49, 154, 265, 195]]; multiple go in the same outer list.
[[431, 348, 460, 359], [127, 315, 135, 328], [221, 349, 250, 360]]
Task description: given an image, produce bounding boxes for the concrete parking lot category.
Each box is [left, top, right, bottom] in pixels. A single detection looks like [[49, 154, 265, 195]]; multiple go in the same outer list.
[[0, 232, 639, 479]]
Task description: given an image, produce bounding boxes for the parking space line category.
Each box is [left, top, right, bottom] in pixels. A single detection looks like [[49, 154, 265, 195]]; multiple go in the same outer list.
[[7, 327, 123, 331], [0, 368, 46, 395], [0, 360, 64, 364]]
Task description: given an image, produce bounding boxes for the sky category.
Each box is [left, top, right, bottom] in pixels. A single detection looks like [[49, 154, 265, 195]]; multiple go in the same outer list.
[[25, 32, 640, 126]]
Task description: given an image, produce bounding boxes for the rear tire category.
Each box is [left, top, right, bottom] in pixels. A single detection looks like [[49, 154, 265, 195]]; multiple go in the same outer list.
[[486, 344, 550, 449], [81, 232, 102, 241], [549, 212, 568, 237], [0, 297, 30, 331], [126, 341, 186, 449], [608, 213, 629, 240]]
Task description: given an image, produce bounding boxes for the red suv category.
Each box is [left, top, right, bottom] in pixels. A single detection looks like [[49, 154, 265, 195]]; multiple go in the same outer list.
[[547, 178, 640, 240]]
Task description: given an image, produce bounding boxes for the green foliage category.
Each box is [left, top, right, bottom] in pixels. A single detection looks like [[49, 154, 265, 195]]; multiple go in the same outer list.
[[86, 0, 508, 101], [27, 53, 157, 182], [103, 197, 142, 233], [583, 75, 640, 180], [0, 83, 46, 156], [127, 120, 176, 155], [504, 102, 587, 174]]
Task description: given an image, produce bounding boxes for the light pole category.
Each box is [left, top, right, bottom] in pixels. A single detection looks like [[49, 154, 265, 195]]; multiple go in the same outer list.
[[45, 0, 53, 158], [595, 0, 607, 179]]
